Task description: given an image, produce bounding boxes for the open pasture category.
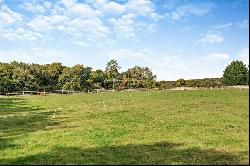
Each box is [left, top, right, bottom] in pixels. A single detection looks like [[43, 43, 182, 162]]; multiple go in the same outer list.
[[0, 90, 249, 164]]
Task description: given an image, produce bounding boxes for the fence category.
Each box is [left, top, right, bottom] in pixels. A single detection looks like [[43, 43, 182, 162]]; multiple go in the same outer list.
[[1, 90, 82, 96], [0, 86, 248, 96]]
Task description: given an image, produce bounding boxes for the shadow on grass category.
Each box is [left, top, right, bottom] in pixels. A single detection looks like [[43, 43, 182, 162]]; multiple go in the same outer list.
[[0, 97, 60, 144], [0, 98, 35, 114], [0, 141, 248, 165], [0, 137, 20, 151]]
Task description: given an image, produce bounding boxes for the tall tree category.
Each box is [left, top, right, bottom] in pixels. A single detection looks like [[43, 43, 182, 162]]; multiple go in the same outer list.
[[90, 69, 107, 89], [41, 63, 65, 91], [105, 59, 121, 79], [223, 60, 248, 85], [10, 61, 38, 91], [30, 63, 43, 90], [105, 59, 121, 90], [58, 65, 92, 91], [122, 66, 156, 89], [12, 67, 38, 91], [0, 63, 14, 92]]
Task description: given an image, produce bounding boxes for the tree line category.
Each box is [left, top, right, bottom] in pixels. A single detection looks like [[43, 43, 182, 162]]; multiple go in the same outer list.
[[158, 60, 249, 89], [0, 59, 156, 93], [0, 59, 248, 93]]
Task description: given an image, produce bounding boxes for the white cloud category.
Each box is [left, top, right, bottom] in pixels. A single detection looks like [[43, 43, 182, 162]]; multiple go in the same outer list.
[[90, 0, 125, 15], [167, 3, 213, 21], [207, 53, 229, 61], [109, 13, 157, 39], [56, 24, 81, 37], [0, 4, 47, 41], [236, 48, 249, 65], [71, 41, 89, 47], [198, 33, 224, 44], [20, 1, 46, 14], [89, 0, 160, 20], [136, 23, 157, 34], [49, 15, 69, 24], [25, 1, 109, 38], [238, 19, 249, 29], [0, 48, 74, 65], [1, 0, 162, 42], [28, 16, 54, 32], [50, 3, 65, 15], [0, 4, 23, 25], [60, 0, 75, 8], [106, 1, 125, 13], [27, 14, 69, 34], [126, 0, 161, 20], [214, 23, 233, 30], [0, 11, 15, 25], [43, 1, 52, 9], [0, 27, 44, 41], [86, 0, 161, 38], [69, 17, 109, 38], [109, 14, 136, 38], [61, 0, 101, 18]]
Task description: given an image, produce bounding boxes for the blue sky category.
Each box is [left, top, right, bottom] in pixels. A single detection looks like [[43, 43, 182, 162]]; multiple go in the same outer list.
[[0, 0, 249, 80]]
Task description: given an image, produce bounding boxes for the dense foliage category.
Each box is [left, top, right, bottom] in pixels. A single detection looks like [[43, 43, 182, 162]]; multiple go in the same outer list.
[[157, 78, 224, 90], [223, 60, 249, 85], [0, 60, 248, 93], [0, 60, 157, 92]]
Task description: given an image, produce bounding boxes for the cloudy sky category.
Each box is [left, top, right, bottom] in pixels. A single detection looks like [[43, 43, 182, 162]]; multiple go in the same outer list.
[[0, 0, 249, 80]]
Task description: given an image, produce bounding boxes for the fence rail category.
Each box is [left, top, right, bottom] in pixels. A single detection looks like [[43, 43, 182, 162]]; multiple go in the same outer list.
[[0, 86, 248, 96], [0, 90, 82, 96]]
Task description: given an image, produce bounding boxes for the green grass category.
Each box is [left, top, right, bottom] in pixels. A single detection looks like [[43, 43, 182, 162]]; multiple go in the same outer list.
[[0, 90, 249, 165]]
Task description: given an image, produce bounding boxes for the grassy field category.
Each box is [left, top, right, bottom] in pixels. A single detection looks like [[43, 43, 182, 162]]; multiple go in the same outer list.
[[0, 90, 249, 165]]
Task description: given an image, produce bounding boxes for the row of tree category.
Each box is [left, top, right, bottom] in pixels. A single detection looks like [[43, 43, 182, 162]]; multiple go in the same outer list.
[[157, 78, 224, 90], [0, 60, 248, 93], [0, 60, 156, 93]]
